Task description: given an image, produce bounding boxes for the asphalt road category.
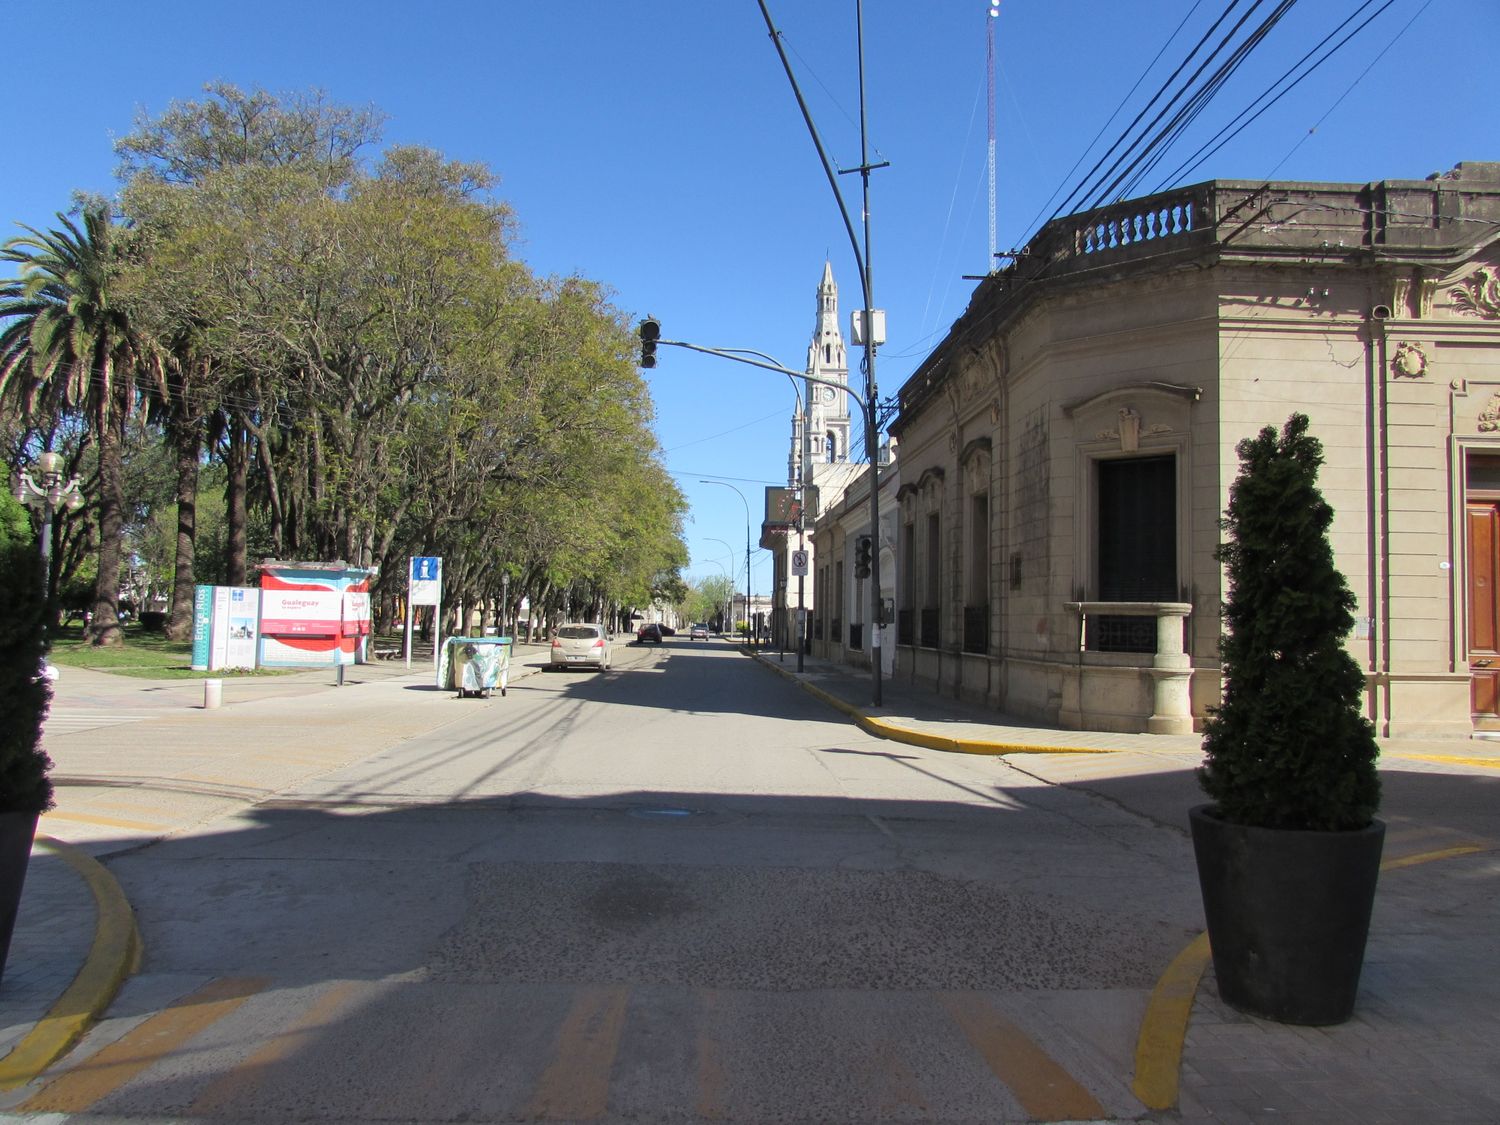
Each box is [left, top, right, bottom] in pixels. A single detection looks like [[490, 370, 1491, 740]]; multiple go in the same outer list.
[[17, 639, 1206, 1123]]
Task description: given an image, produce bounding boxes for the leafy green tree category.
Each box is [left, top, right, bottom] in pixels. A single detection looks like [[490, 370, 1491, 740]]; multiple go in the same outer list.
[[10, 83, 692, 649], [116, 82, 384, 627], [0, 494, 30, 552], [1198, 414, 1381, 831], [0, 205, 149, 645]]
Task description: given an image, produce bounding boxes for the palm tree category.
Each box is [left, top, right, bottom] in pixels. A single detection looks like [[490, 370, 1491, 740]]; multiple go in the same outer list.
[[0, 205, 150, 646]]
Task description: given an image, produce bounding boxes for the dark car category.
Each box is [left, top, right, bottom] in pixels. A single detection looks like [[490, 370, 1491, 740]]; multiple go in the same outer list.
[[636, 622, 664, 644]]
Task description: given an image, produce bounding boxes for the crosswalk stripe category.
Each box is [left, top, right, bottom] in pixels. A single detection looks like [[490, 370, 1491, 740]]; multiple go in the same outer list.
[[42, 714, 153, 734], [523, 986, 630, 1120], [694, 989, 728, 1121], [19, 976, 269, 1114], [938, 992, 1106, 1122], [10, 979, 1120, 1120], [186, 981, 364, 1115]]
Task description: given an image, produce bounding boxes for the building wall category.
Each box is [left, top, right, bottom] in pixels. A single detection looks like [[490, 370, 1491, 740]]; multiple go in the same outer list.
[[887, 168, 1500, 737]]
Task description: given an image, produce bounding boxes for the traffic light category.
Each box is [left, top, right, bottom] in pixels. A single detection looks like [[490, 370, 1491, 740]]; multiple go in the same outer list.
[[854, 535, 872, 579], [638, 317, 660, 368]]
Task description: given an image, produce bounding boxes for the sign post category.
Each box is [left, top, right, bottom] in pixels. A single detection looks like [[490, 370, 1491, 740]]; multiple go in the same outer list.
[[407, 556, 443, 669]]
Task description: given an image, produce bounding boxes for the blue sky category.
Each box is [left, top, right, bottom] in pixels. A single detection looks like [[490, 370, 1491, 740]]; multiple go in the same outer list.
[[3, 1, 1493, 597]]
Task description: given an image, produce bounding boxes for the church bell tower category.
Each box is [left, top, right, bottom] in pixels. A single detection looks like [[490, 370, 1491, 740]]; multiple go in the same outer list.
[[790, 261, 851, 486]]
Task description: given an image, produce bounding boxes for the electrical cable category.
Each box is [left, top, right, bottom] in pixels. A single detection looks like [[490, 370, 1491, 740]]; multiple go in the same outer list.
[[1044, 0, 1259, 225], [1020, 0, 1209, 244], [1145, 0, 1394, 193], [1262, 0, 1434, 181], [1083, 0, 1298, 212], [1115, 0, 1300, 198]]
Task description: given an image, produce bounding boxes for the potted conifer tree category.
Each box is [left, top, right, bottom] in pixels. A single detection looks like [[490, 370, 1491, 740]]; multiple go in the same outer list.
[[1191, 413, 1383, 1026], [0, 534, 55, 981]]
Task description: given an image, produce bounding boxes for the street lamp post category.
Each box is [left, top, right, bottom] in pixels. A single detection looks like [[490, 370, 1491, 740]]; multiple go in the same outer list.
[[14, 451, 85, 626], [698, 557, 731, 635], [703, 538, 737, 634], [701, 481, 754, 648]]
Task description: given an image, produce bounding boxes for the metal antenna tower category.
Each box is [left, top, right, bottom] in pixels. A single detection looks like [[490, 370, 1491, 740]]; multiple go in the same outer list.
[[987, 0, 1000, 269]]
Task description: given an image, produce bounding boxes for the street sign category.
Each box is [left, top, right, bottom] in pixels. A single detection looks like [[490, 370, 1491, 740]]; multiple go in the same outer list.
[[791, 549, 809, 576], [410, 556, 442, 606]]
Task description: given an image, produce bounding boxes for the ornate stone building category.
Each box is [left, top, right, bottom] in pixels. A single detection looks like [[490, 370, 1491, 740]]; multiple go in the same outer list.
[[765, 262, 864, 652], [881, 162, 1500, 737]]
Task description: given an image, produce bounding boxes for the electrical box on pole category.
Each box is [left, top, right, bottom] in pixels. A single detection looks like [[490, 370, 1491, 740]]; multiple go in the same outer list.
[[850, 309, 885, 347]]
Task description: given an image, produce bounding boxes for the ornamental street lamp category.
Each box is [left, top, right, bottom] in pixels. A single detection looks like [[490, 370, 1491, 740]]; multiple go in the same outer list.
[[701, 482, 755, 647], [13, 450, 86, 625]]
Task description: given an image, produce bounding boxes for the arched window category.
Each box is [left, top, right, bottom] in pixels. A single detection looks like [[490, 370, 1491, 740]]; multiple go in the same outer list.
[[825, 432, 837, 463]]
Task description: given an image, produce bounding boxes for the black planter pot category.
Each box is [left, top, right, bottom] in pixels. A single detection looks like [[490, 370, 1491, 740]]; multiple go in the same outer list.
[[0, 810, 39, 984], [1189, 804, 1384, 1026]]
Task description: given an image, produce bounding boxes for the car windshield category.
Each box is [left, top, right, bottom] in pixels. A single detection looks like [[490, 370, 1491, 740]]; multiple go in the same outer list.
[[558, 626, 599, 640]]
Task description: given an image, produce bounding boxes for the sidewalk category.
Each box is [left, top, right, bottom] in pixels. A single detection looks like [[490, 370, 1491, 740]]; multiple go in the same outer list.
[[0, 642, 561, 1090], [752, 647, 1500, 1121], [2, 639, 1497, 1120]]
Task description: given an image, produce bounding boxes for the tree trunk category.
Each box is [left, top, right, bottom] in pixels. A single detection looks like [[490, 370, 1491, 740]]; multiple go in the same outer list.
[[165, 415, 201, 641], [225, 422, 248, 586], [87, 380, 127, 647]]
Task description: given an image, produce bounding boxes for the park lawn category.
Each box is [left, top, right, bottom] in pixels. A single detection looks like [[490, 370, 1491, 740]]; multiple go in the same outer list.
[[46, 627, 290, 680]]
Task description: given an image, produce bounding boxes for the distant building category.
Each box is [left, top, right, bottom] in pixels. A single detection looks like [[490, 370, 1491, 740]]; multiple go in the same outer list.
[[838, 162, 1500, 737], [765, 262, 868, 652]]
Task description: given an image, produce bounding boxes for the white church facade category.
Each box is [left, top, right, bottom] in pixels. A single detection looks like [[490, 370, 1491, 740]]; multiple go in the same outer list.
[[764, 263, 869, 653]]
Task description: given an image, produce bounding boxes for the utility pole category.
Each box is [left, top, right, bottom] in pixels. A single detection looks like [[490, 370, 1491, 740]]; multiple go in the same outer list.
[[756, 0, 888, 706]]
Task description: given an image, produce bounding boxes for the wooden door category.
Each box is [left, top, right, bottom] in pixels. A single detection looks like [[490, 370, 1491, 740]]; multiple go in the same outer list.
[[1467, 501, 1500, 719]]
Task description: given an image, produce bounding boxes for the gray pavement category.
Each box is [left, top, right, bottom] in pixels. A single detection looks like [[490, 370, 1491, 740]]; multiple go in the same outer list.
[[1, 638, 1496, 1121]]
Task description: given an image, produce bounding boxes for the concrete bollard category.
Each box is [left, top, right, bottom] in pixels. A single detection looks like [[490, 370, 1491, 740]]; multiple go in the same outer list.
[[203, 678, 223, 710]]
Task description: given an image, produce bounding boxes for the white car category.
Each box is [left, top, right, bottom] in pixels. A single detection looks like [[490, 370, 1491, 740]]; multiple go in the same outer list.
[[550, 623, 612, 670]]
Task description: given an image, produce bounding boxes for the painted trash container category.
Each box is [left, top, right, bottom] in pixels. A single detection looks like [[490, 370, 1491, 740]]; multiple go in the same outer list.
[[439, 636, 511, 698]]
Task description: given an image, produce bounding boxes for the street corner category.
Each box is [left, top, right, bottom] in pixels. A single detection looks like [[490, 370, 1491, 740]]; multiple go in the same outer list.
[[0, 837, 141, 1093]]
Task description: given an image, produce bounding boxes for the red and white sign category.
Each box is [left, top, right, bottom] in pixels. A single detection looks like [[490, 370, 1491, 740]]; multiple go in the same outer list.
[[342, 591, 371, 636], [260, 589, 341, 635]]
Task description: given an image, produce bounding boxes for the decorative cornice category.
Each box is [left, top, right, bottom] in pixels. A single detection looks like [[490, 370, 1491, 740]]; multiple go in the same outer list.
[[959, 437, 993, 467], [1060, 381, 1203, 417], [1450, 266, 1500, 319]]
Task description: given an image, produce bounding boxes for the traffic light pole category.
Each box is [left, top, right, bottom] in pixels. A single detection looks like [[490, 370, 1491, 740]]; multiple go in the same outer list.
[[641, 2, 888, 706], [757, 0, 886, 707], [656, 338, 878, 694]]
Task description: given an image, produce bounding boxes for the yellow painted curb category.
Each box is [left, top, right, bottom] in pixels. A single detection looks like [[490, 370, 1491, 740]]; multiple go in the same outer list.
[[1130, 840, 1490, 1112], [0, 836, 142, 1090], [1382, 844, 1487, 871], [754, 653, 1115, 756], [1131, 932, 1211, 1110], [1395, 753, 1500, 771]]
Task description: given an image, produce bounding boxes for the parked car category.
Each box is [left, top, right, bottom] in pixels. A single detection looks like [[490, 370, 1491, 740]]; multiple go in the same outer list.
[[658, 623, 677, 636], [689, 623, 710, 640], [636, 622, 664, 644], [551, 623, 612, 670]]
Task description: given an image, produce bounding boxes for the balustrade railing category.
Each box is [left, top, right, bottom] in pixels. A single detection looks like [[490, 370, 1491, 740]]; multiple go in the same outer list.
[[1064, 600, 1194, 735], [1070, 191, 1198, 257]]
